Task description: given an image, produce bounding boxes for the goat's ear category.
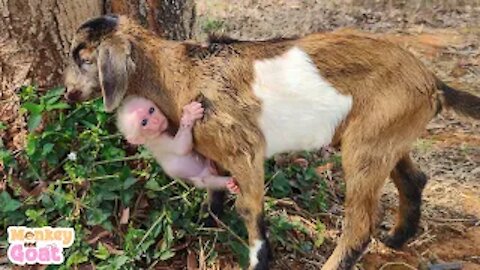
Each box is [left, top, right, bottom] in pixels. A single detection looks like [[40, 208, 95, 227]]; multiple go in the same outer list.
[[98, 39, 134, 112]]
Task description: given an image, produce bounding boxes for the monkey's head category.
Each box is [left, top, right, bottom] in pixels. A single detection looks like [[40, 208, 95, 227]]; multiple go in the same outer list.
[[64, 15, 136, 112], [116, 96, 168, 145]]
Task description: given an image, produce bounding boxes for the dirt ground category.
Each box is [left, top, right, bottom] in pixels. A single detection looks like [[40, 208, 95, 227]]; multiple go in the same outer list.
[[194, 1, 480, 269]]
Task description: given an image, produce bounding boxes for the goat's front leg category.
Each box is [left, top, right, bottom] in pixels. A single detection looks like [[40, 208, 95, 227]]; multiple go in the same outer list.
[[230, 153, 271, 270]]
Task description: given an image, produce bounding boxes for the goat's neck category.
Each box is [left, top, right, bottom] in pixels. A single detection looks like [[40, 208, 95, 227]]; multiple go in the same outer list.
[[129, 35, 195, 125]]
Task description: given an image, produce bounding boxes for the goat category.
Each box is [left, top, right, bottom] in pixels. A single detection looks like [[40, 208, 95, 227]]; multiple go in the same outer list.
[[64, 15, 480, 270]]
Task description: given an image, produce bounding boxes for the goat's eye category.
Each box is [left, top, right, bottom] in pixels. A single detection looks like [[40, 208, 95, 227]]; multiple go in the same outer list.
[[141, 119, 148, 126], [149, 107, 155, 114]]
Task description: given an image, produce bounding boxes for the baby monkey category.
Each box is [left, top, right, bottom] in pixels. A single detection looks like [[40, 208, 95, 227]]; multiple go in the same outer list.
[[116, 96, 239, 193]]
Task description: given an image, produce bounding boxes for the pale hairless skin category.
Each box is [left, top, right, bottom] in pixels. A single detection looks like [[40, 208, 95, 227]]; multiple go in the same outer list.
[[116, 96, 239, 193]]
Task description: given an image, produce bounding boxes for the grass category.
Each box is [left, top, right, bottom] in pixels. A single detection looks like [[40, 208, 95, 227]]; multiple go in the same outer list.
[[0, 86, 338, 269], [202, 18, 225, 33]]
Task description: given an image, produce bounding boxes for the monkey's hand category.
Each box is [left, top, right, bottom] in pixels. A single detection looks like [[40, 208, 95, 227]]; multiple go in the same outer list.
[[181, 101, 204, 127]]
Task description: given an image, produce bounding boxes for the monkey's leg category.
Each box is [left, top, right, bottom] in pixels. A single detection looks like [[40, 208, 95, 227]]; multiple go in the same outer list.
[[383, 154, 427, 249], [322, 144, 398, 270], [202, 163, 229, 227]]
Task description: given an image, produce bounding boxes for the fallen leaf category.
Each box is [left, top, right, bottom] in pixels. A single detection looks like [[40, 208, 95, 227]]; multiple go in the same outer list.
[[119, 207, 130, 225], [315, 162, 334, 175]]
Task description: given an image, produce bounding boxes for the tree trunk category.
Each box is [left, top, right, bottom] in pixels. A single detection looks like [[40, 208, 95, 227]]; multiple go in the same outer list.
[[106, 0, 196, 40], [0, 0, 103, 91], [0, 0, 196, 151], [0, 0, 103, 150]]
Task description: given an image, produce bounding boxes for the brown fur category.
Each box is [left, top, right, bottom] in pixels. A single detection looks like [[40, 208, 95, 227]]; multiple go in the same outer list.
[[64, 15, 480, 270]]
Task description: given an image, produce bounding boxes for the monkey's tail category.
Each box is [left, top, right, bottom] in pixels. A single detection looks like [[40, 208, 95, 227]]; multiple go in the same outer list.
[[437, 80, 480, 119]]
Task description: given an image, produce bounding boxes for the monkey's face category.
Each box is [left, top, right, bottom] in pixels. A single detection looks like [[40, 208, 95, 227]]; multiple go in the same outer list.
[[134, 102, 168, 139]]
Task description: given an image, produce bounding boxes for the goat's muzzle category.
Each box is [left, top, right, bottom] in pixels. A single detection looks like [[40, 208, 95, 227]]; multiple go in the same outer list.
[[65, 89, 83, 104]]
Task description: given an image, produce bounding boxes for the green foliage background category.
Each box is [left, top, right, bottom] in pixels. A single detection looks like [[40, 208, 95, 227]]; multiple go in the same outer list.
[[0, 86, 335, 269]]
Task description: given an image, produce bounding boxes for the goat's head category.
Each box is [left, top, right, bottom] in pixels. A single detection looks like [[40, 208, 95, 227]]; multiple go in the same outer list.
[[64, 15, 135, 112]]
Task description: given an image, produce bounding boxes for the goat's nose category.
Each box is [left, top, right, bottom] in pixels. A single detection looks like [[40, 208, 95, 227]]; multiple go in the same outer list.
[[65, 90, 82, 104]]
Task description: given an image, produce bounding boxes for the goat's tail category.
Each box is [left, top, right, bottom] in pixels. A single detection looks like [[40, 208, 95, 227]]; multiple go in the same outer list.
[[437, 80, 480, 119]]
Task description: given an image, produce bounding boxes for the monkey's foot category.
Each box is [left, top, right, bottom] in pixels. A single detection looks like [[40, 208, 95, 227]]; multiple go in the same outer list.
[[226, 178, 240, 194]]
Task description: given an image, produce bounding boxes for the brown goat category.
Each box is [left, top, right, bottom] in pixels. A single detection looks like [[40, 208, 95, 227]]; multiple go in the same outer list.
[[64, 15, 480, 270]]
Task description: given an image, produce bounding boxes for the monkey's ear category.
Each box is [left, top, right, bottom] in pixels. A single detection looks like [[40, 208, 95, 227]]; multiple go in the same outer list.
[[126, 135, 144, 145], [98, 39, 135, 112]]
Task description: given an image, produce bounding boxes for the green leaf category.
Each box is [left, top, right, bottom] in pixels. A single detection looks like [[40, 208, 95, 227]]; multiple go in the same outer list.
[[43, 87, 65, 98], [123, 177, 137, 190], [94, 242, 110, 260], [145, 179, 162, 191], [110, 255, 129, 269], [66, 250, 89, 268], [229, 241, 249, 268], [271, 171, 292, 198], [22, 102, 44, 114], [86, 208, 111, 226], [0, 191, 22, 212], [27, 114, 42, 131], [46, 102, 71, 111], [25, 135, 38, 156], [45, 95, 61, 105], [158, 250, 175, 261], [314, 220, 326, 248], [0, 122, 6, 130], [41, 143, 54, 156], [0, 149, 12, 167]]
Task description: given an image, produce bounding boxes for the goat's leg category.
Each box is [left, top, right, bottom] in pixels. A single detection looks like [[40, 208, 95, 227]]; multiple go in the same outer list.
[[384, 154, 427, 249], [201, 189, 226, 227], [230, 154, 271, 270], [322, 146, 398, 270]]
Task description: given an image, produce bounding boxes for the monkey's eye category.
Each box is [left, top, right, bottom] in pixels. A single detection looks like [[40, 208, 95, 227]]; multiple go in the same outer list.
[[149, 107, 155, 114], [141, 119, 148, 126], [82, 59, 92, 65]]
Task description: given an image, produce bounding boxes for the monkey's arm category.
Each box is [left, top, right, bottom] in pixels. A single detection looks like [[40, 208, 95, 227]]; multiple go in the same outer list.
[[167, 101, 204, 155], [168, 124, 195, 155]]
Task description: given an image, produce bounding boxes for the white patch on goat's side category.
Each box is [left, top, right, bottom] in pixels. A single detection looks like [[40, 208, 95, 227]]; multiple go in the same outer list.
[[249, 240, 264, 268], [252, 46, 353, 157]]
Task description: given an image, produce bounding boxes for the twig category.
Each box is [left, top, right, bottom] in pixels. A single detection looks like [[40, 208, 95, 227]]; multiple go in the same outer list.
[[300, 258, 324, 268], [207, 208, 249, 248], [147, 259, 159, 270], [136, 211, 166, 250], [93, 155, 143, 166], [379, 262, 416, 270], [60, 174, 119, 184], [428, 217, 479, 223]]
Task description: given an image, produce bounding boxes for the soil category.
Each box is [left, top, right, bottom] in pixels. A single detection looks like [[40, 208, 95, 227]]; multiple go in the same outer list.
[[194, 1, 480, 269]]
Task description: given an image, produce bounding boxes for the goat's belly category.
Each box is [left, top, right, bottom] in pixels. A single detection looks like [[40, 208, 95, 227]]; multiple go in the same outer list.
[[252, 47, 353, 157]]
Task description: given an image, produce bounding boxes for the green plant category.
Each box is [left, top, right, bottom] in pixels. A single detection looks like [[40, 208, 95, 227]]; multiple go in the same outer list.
[[202, 18, 224, 33], [0, 85, 335, 269]]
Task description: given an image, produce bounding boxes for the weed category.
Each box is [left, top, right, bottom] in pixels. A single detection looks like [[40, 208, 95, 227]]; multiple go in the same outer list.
[[202, 18, 224, 33]]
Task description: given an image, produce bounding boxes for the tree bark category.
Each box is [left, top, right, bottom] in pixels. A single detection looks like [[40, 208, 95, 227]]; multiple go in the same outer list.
[[106, 0, 196, 40], [0, 0, 196, 151], [0, 0, 103, 151], [0, 0, 103, 91]]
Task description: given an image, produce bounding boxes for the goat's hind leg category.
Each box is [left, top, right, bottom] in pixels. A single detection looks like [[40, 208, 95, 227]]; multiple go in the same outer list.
[[383, 154, 427, 249], [322, 145, 400, 270]]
